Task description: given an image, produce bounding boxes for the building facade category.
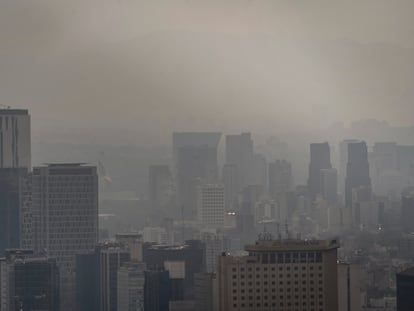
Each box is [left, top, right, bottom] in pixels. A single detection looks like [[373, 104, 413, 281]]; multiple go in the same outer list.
[[31, 163, 98, 311], [197, 184, 225, 229], [217, 238, 339, 311]]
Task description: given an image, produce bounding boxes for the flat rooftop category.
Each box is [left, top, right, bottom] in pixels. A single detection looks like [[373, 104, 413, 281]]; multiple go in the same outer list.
[[0, 109, 29, 115], [245, 239, 339, 252]]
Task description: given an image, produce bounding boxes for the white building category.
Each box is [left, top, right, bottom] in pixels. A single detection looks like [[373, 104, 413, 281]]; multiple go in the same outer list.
[[0, 109, 31, 169], [31, 163, 98, 311], [197, 184, 225, 229]]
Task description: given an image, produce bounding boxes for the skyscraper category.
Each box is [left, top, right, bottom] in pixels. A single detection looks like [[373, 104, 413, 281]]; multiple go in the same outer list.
[[268, 160, 293, 199], [197, 184, 225, 229], [148, 165, 173, 211], [338, 140, 360, 196], [308, 142, 332, 200], [345, 141, 371, 207], [397, 267, 414, 311], [0, 250, 60, 311], [0, 168, 30, 255], [225, 133, 254, 189], [173, 132, 221, 220], [31, 163, 98, 311], [401, 188, 414, 233], [320, 168, 338, 205], [0, 109, 31, 169], [217, 238, 339, 311], [222, 163, 239, 210]]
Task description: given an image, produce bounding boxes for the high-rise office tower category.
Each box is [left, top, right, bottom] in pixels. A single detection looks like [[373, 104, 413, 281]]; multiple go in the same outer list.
[[0, 250, 60, 311], [222, 164, 239, 210], [0, 109, 31, 169], [148, 165, 173, 211], [31, 163, 98, 311], [225, 133, 254, 189], [268, 160, 293, 199], [117, 261, 146, 311], [217, 238, 339, 311], [338, 140, 360, 196], [401, 188, 414, 233], [251, 153, 267, 188], [0, 168, 31, 255], [76, 253, 100, 311], [337, 263, 361, 311], [370, 142, 398, 195], [197, 184, 225, 229], [308, 142, 332, 200], [143, 240, 206, 299], [345, 141, 371, 207], [194, 273, 215, 311], [97, 243, 131, 311], [397, 267, 414, 311], [320, 168, 338, 205], [173, 132, 221, 220], [144, 270, 171, 311]]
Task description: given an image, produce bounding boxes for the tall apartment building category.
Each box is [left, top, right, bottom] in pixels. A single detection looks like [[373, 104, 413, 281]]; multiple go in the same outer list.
[[0, 250, 59, 311], [338, 140, 360, 196], [308, 143, 332, 200], [268, 160, 293, 199], [197, 184, 225, 229], [31, 163, 98, 311], [337, 263, 361, 311], [173, 132, 221, 220], [0, 109, 31, 169], [217, 238, 339, 311], [345, 141, 371, 207]]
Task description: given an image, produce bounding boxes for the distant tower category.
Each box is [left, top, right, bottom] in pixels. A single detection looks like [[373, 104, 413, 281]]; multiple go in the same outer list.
[[31, 163, 98, 311], [225, 133, 254, 189], [148, 165, 173, 210], [197, 184, 225, 229], [308, 142, 332, 200], [345, 141, 371, 207], [173, 132, 221, 220], [320, 168, 338, 204], [268, 159, 293, 199], [401, 188, 414, 233], [222, 164, 239, 210], [0, 109, 31, 169]]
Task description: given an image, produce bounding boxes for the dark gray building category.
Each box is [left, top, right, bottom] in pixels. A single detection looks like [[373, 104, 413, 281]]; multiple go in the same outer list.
[[345, 141, 371, 207], [307, 142, 332, 200], [0, 168, 30, 256], [397, 267, 414, 311], [268, 159, 293, 199]]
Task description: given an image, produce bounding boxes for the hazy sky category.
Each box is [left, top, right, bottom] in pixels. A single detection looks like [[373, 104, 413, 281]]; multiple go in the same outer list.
[[1, 0, 414, 144]]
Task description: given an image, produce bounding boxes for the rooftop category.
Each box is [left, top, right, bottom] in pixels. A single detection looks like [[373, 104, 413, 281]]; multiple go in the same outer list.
[[245, 239, 339, 252]]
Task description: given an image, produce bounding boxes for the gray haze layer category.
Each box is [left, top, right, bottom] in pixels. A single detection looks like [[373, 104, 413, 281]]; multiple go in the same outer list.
[[2, 0, 414, 145]]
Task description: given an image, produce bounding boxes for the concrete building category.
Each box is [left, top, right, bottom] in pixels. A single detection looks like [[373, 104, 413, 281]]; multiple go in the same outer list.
[[194, 273, 215, 311], [97, 243, 131, 311], [268, 160, 293, 199], [320, 168, 338, 205], [217, 238, 339, 311], [196, 232, 230, 273], [308, 143, 332, 200], [0, 109, 31, 169], [338, 263, 362, 311], [0, 250, 59, 311], [197, 184, 225, 229], [117, 262, 146, 311], [397, 267, 414, 311], [143, 240, 206, 299], [31, 163, 98, 311], [345, 141, 371, 207], [0, 168, 30, 255], [173, 132, 221, 220], [144, 270, 170, 311]]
